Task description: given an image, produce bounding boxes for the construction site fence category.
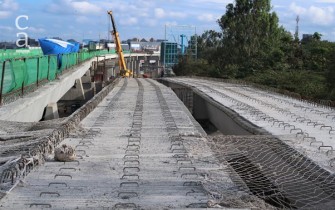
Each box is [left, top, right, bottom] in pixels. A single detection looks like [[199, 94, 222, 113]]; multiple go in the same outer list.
[[0, 50, 112, 105], [0, 49, 43, 61]]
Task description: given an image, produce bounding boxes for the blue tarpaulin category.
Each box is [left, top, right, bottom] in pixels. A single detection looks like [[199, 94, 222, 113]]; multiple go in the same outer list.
[[38, 38, 79, 55], [38, 38, 79, 69]]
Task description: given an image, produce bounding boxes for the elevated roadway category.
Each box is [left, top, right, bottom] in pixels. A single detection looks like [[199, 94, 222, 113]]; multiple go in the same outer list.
[[0, 79, 256, 209], [162, 77, 335, 173], [2, 77, 335, 209], [0, 53, 155, 122]]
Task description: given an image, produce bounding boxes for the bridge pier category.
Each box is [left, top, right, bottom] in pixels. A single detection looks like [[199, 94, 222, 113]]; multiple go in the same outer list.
[[43, 103, 59, 120], [60, 78, 85, 101]]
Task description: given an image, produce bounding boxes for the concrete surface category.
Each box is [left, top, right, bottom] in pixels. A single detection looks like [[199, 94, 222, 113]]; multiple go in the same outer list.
[[0, 79, 251, 209], [162, 77, 335, 173]]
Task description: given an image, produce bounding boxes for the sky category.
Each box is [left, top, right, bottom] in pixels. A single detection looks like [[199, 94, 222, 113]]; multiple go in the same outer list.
[[0, 0, 335, 42]]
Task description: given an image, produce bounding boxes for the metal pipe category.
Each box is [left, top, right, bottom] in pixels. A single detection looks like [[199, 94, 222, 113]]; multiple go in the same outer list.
[[0, 60, 6, 105]]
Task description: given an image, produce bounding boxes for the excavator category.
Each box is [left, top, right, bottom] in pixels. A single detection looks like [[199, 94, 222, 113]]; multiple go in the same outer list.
[[107, 10, 132, 77]]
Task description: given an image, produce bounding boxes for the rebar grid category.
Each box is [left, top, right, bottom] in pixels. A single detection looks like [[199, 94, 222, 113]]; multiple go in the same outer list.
[[208, 135, 335, 209]]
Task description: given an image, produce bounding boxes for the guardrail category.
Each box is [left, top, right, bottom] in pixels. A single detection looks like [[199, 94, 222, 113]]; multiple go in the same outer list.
[[0, 50, 113, 106]]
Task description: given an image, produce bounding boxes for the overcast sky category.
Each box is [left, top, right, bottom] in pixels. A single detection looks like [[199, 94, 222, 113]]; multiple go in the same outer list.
[[0, 0, 335, 42]]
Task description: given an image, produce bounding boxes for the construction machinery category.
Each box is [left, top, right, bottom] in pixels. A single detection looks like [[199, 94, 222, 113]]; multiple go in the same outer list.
[[107, 10, 132, 77]]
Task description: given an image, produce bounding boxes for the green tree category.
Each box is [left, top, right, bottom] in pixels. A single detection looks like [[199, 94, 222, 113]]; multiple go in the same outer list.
[[217, 0, 282, 77], [312, 32, 322, 41]]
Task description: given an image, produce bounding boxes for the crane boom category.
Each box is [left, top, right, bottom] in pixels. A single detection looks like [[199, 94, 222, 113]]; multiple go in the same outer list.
[[107, 10, 131, 77]]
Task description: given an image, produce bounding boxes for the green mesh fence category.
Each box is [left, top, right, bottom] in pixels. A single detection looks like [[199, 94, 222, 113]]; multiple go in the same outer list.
[[0, 61, 15, 94], [39, 57, 49, 80], [11, 59, 27, 91], [1, 50, 115, 97], [25, 58, 38, 86], [48, 56, 58, 80], [0, 49, 43, 61]]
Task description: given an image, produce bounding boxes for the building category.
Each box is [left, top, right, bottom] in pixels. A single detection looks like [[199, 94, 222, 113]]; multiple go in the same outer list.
[[128, 41, 162, 54]]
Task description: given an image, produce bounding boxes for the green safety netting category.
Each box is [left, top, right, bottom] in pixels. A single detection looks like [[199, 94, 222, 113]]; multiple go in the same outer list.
[[10, 59, 25, 91], [48, 55, 58, 80], [0, 50, 114, 95], [0, 61, 15, 94], [38, 57, 49, 81], [0, 49, 43, 61], [25, 58, 38, 86]]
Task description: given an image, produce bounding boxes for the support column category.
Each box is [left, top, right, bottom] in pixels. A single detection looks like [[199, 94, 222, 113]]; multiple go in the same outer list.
[[44, 103, 59, 120], [60, 78, 85, 101], [136, 60, 141, 77]]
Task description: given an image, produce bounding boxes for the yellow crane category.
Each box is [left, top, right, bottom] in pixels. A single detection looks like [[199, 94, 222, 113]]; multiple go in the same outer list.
[[107, 10, 132, 77]]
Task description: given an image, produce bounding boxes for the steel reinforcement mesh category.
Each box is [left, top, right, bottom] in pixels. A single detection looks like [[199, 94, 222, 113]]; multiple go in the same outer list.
[[208, 135, 335, 209]]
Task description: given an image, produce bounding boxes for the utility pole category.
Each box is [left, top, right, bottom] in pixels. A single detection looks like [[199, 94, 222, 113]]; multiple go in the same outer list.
[[294, 15, 300, 41]]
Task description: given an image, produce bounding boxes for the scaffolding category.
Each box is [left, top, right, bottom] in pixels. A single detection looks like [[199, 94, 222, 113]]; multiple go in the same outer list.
[[162, 25, 197, 69]]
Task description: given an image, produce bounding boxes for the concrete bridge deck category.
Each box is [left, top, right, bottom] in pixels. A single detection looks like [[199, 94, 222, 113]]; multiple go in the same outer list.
[[0, 79, 258, 209], [162, 77, 335, 173], [2, 77, 335, 209]]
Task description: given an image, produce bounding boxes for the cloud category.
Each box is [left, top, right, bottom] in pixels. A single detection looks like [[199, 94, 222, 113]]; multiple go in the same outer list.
[[46, 0, 102, 15], [27, 27, 46, 33], [198, 13, 217, 22], [145, 19, 157, 27], [169, 11, 187, 18], [0, 0, 18, 10], [155, 8, 165, 18], [154, 8, 187, 19], [0, 0, 19, 19], [0, 25, 14, 31], [309, 6, 334, 25], [0, 11, 11, 18], [193, 0, 232, 3], [316, 0, 335, 3], [289, 2, 334, 25], [120, 17, 138, 26], [289, 2, 307, 14], [165, 21, 178, 26], [75, 16, 90, 23]]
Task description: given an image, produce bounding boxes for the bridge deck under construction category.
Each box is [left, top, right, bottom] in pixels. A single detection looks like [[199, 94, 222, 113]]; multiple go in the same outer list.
[[1, 79, 253, 209]]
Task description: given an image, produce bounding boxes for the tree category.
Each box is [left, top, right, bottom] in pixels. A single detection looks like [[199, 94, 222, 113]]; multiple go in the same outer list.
[[312, 32, 322, 41], [325, 46, 335, 97], [217, 0, 282, 77], [192, 30, 222, 62], [131, 37, 139, 42]]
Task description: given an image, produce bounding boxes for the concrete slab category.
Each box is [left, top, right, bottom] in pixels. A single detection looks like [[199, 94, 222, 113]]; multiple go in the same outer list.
[[0, 78, 251, 209]]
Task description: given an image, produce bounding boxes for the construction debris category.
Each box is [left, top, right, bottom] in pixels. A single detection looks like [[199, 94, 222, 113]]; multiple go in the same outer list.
[[54, 144, 76, 162]]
